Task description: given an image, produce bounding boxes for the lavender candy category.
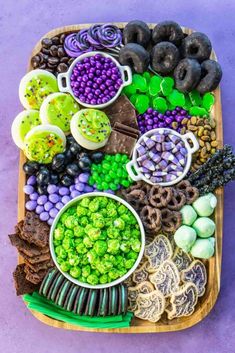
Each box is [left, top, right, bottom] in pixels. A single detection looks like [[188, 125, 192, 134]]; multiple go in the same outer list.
[[136, 144, 146, 156], [165, 174, 177, 182], [170, 170, 184, 177], [39, 212, 49, 222], [138, 166, 150, 174], [150, 176, 163, 183], [151, 133, 165, 143], [163, 164, 179, 172], [175, 152, 186, 166], [75, 182, 85, 192], [168, 134, 181, 144], [137, 155, 148, 163], [172, 141, 184, 153], [47, 218, 54, 226], [84, 185, 94, 192], [47, 184, 59, 194], [149, 151, 161, 163], [142, 159, 155, 171], [162, 142, 175, 151], [156, 143, 162, 152], [78, 173, 90, 183], [143, 136, 155, 149], [180, 147, 187, 156], [62, 195, 71, 204], [161, 152, 179, 165], [143, 173, 151, 179], [55, 202, 64, 210], [152, 171, 167, 177], [159, 159, 168, 170]]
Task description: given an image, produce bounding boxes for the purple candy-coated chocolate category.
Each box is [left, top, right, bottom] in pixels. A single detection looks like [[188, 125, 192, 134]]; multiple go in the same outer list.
[[49, 208, 59, 218], [48, 193, 60, 204], [70, 190, 81, 198], [78, 173, 90, 183], [75, 182, 85, 192], [61, 195, 71, 204], [55, 202, 64, 210], [35, 205, 44, 215], [37, 195, 48, 205], [47, 218, 54, 226], [59, 187, 70, 196], [47, 184, 59, 194], [69, 185, 76, 192], [25, 200, 37, 211], [44, 201, 54, 212], [84, 185, 94, 192], [23, 184, 34, 195], [27, 175, 37, 186], [39, 211, 49, 222], [29, 192, 38, 201]]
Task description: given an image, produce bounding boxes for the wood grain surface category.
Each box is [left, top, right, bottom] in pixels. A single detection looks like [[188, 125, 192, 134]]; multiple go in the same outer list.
[[17, 23, 223, 333]]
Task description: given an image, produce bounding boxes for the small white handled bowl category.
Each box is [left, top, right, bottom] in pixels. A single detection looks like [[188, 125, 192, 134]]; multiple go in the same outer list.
[[126, 128, 199, 187], [57, 51, 132, 110], [49, 192, 145, 289]]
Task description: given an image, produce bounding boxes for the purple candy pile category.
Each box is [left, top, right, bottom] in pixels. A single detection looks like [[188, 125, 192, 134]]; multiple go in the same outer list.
[[70, 53, 123, 105], [64, 24, 122, 57], [24, 173, 94, 225], [136, 129, 188, 184], [137, 107, 190, 135]]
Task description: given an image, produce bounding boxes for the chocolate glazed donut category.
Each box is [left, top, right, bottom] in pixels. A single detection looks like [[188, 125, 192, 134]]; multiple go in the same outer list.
[[152, 21, 184, 46], [119, 43, 150, 73], [151, 42, 180, 75], [196, 59, 222, 94], [174, 58, 201, 93], [181, 32, 212, 62], [123, 20, 151, 48]]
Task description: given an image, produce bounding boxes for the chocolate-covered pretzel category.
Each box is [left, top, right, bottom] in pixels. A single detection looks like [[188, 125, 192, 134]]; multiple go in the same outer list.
[[161, 208, 182, 234], [167, 189, 186, 210], [149, 186, 173, 208], [140, 206, 162, 232]]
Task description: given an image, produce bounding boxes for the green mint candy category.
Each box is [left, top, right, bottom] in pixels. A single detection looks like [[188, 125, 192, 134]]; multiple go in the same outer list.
[[160, 77, 174, 96], [168, 89, 186, 107], [189, 90, 202, 106], [153, 97, 168, 113], [132, 74, 148, 92], [135, 95, 150, 114], [189, 106, 209, 117], [202, 93, 215, 111], [149, 75, 162, 96]]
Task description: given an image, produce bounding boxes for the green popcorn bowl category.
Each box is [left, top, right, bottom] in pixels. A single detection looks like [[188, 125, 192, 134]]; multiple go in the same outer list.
[[49, 192, 145, 289]]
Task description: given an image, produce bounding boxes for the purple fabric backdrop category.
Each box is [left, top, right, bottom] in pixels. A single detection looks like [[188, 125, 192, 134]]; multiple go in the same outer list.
[[0, 0, 234, 352]]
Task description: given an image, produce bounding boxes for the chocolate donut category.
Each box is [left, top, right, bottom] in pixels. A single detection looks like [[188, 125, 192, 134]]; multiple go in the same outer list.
[[151, 42, 180, 75], [119, 43, 150, 73], [174, 58, 201, 93], [123, 20, 151, 48], [152, 21, 184, 46], [196, 59, 222, 94], [181, 32, 212, 62]]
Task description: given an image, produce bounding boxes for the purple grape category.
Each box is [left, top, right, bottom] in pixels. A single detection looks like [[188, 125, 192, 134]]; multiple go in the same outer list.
[[29, 192, 39, 201], [25, 200, 37, 211], [35, 205, 44, 214], [27, 175, 37, 186], [75, 182, 85, 192], [59, 187, 70, 196], [23, 185, 34, 195], [61, 195, 71, 204], [47, 184, 59, 194], [37, 195, 48, 205], [55, 202, 64, 210], [44, 201, 54, 211], [49, 193, 60, 204], [40, 212, 49, 221], [49, 208, 59, 218]]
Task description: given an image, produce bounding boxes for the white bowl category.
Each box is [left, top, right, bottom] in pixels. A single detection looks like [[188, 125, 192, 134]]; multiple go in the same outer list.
[[49, 192, 145, 289], [126, 128, 199, 186], [57, 51, 132, 109]]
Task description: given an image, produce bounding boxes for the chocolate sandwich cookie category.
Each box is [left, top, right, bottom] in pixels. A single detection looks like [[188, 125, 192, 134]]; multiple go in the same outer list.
[[84, 289, 98, 317], [46, 271, 60, 299], [49, 273, 65, 302], [97, 288, 109, 316], [55, 280, 72, 307], [118, 284, 128, 315], [64, 284, 79, 311], [109, 286, 118, 315], [73, 287, 89, 315]]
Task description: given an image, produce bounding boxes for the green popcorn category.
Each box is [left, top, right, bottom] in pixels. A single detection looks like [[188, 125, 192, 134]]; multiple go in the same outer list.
[[74, 225, 85, 237], [99, 196, 108, 208], [55, 245, 67, 259], [64, 215, 76, 229], [124, 258, 135, 269], [76, 242, 87, 254], [87, 227, 101, 241], [131, 239, 141, 252], [54, 227, 65, 241], [107, 226, 119, 239], [107, 239, 120, 254], [88, 199, 100, 212], [87, 274, 99, 285], [62, 237, 74, 250], [113, 218, 125, 230], [117, 204, 127, 215], [82, 264, 91, 278], [60, 261, 71, 272], [68, 254, 79, 266], [126, 250, 138, 260], [108, 268, 120, 280], [83, 236, 93, 248], [69, 267, 81, 279], [94, 240, 108, 256], [64, 229, 74, 238], [87, 249, 98, 264], [76, 205, 87, 217], [99, 274, 108, 284], [120, 241, 130, 253], [80, 197, 91, 208], [80, 216, 89, 226]]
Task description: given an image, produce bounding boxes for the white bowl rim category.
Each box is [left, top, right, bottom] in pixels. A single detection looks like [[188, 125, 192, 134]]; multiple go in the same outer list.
[[57, 51, 131, 109], [49, 192, 145, 289], [127, 127, 199, 187]]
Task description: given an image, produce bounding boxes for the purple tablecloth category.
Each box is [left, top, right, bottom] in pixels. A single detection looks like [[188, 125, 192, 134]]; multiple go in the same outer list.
[[1, 0, 234, 352]]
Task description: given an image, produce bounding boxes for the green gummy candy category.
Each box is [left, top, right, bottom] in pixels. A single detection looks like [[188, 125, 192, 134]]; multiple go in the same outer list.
[[153, 97, 168, 113], [183, 94, 192, 110], [189, 90, 202, 106], [160, 77, 174, 96], [189, 106, 209, 117], [123, 84, 136, 96], [132, 74, 148, 92], [129, 94, 139, 106], [168, 89, 185, 107], [202, 93, 215, 111], [135, 95, 150, 114], [143, 71, 151, 83], [149, 75, 162, 96]]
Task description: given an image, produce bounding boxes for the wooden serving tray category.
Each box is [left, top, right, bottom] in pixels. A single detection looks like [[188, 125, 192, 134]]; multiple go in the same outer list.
[[17, 23, 223, 333]]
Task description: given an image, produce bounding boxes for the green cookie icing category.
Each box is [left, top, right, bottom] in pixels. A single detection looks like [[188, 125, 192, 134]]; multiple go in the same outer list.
[[24, 130, 64, 164], [19, 111, 41, 142], [45, 94, 79, 132], [77, 109, 111, 143], [24, 74, 58, 109]]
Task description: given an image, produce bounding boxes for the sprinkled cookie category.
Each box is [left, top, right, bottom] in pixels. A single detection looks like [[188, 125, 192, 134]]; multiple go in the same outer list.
[[172, 247, 193, 272], [135, 290, 165, 322], [165, 283, 198, 319], [145, 234, 173, 270], [132, 262, 149, 284], [149, 260, 180, 297], [181, 260, 207, 297]]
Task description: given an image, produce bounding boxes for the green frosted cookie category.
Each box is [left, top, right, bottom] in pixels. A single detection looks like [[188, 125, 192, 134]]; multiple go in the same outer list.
[[23, 125, 66, 164], [19, 69, 58, 110], [11, 110, 41, 149], [40, 93, 80, 134]]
